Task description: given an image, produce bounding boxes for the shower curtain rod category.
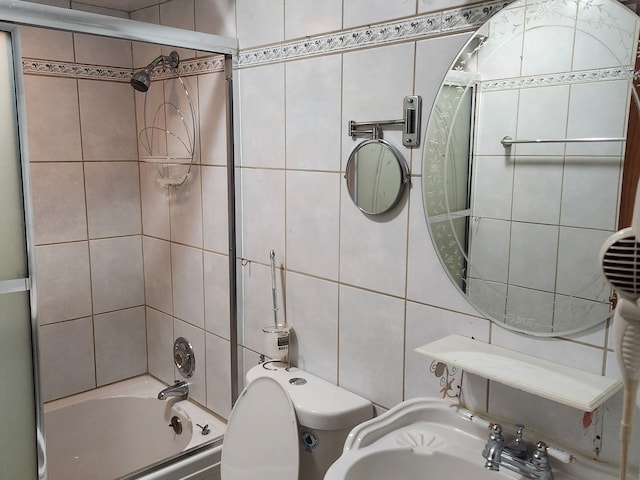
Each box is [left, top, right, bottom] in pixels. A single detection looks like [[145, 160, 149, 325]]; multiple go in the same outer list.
[[501, 135, 626, 147]]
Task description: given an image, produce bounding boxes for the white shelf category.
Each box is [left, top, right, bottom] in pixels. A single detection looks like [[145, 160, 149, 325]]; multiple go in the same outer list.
[[415, 334, 622, 412]]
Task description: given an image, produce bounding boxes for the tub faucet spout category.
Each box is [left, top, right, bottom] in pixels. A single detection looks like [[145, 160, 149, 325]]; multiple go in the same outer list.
[[158, 380, 189, 400]]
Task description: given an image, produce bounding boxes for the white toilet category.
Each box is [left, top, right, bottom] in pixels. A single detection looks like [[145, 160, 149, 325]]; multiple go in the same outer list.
[[221, 363, 373, 480]]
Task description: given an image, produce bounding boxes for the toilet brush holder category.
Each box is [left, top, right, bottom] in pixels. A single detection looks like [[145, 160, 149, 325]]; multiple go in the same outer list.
[[262, 325, 290, 361]]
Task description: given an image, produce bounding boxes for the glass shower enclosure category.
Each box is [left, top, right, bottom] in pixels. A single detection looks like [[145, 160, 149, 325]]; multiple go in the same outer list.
[[0, 25, 40, 479]]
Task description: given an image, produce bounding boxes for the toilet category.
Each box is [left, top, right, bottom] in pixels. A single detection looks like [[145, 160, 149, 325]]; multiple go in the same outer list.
[[221, 363, 373, 480]]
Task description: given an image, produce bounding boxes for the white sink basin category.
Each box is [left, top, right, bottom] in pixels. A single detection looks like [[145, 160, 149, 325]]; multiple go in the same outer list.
[[324, 398, 618, 480]]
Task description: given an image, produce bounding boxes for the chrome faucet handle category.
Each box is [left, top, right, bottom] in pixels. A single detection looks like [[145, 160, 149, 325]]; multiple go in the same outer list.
[[483, 424, 505, 471], [531, 441, 550, 466], [489, 423, 504, 441]]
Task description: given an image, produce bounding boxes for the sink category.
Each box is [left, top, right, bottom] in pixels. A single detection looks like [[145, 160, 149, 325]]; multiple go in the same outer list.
[[324, 397, 619, 480]]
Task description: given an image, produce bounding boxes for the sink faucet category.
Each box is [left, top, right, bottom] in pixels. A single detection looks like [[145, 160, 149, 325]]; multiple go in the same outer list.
[[482, 423, 553, 480], [158, 380, 189, 400]]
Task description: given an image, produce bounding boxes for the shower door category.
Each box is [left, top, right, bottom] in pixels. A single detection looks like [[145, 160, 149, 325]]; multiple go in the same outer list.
[[0, 27, 40, 479]]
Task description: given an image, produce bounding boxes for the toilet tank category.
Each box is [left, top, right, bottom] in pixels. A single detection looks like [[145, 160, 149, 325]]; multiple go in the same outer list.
[[246, 363, 373, 480]]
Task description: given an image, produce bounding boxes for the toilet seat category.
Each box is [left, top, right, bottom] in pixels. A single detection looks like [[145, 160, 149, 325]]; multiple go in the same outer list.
[[221, 376, 299, 480]]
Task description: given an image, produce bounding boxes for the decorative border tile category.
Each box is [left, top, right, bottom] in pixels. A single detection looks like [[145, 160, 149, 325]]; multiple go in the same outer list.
[[237, 0, 513, 68], [22, 54, 225, 82], [480, 66, 635, 91]]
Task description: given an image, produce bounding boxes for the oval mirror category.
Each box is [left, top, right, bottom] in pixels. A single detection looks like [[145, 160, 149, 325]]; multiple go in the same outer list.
[[422, 0, 640, 335], [346, 139, 409, 215]]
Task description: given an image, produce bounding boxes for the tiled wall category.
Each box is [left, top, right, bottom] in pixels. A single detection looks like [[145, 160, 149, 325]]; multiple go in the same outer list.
[[21, 12, 148, 402], [22, 0, 234, 419], [230, 0, 639, 466], [21, 0, 640, 469]]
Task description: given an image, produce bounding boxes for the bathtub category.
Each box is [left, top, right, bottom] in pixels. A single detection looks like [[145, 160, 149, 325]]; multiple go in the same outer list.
[[43, 375, 226, 480]]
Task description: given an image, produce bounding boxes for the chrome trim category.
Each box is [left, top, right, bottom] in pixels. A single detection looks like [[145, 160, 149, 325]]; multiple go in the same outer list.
[[0, 6, 239, 479], [0, 277, 30, 294], [0, 0, 237, 55]]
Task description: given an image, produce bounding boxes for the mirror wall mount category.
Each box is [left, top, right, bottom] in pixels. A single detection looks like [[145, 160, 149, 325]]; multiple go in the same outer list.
[[349, 95, 422, 147]]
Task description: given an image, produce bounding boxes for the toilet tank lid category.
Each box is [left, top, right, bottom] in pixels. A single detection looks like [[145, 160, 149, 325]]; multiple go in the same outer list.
[[246, 364, 373, 431]]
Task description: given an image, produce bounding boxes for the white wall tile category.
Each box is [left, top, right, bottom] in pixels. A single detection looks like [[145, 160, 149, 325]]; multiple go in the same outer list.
[[515, 85, 569, 156], [418, 0, 479, 14], [85, 161, 142, 239], [24, 75, 82, 162], [238, 64, 286, 168], [198, 71, 228, 166], [20, 26, 74, 62], [468, 218, 510, 283], [94, 306, 147, 386], [74, 34, 133, 68], [566, 81, 629, 157], [338, 286, 405, 408], [505, 285, 554, 332], [476, 7, 525, 80], [339, 180, 408, 297], [195, 0, 237, 38], [285, 55, 342, 171], [130, 7, 162, 69], [159, 0, 196, 60], [35, 242, 93, 325], [560, 158, 621, 231], [574, 0, 638, 69], [78, 80, 138, 161], [90, 236, 145, 314], [491, 327, 606, 374], [143, 236, 173, 315], [521, 25, 574, 77], [202, 165, 229, 254], [204, 251, 230, 338], [508, 222, 558, 292], [342, 43, 415, 166], [235, 0, 284, 48], [40, 317, 96, 401], [343, 0, 415, 28], [284, 0, 342, 40], [30, 162, 87, 245], [556, 227, 612, 302], [240, 168, 285, 263], [286, 171, 340, 280], [169, 166, 203, 248], [171, 243, 205, 328], [146, 307, 175, 385], [474, 89, 519, 157], [472, 155, 514, 220], [205, 332, 232, 419], [286, 272, 339, 383], [140, 163, 171, 239], [511, 160, 563, 224]]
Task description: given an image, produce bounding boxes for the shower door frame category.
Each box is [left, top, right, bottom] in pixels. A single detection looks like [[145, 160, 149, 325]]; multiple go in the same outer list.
[[0, 3, 239, 479]]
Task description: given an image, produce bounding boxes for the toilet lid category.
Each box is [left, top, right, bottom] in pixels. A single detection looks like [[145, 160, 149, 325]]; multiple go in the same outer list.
[[221, 376, 299, 480]]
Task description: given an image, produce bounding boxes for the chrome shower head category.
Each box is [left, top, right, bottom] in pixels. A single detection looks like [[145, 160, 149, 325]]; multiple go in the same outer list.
[[130, 51, 180, 92]]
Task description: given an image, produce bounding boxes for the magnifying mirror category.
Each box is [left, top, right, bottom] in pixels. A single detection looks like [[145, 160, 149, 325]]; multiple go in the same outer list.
[[345, 139, 410, 215]]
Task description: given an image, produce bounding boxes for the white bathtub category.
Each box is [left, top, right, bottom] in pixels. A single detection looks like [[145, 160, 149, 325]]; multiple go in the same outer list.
[[43, 375, 226, 480]]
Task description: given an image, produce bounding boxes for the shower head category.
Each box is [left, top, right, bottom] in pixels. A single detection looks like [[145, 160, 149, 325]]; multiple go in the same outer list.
[[130, 51, 180, 92]]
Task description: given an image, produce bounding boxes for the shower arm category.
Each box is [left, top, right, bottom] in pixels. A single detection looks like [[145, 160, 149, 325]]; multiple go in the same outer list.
[[144, 51, 179, 74]]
